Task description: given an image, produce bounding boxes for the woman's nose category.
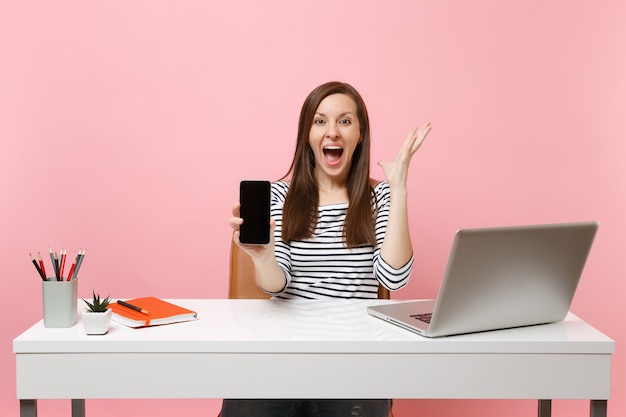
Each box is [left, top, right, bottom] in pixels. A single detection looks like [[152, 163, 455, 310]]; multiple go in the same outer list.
[[325, 123, 340, 138]]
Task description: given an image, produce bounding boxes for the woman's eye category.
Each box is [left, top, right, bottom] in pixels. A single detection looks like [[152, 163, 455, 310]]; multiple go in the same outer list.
[[314, 119, 325, 125], [339, 118, 351, 125]]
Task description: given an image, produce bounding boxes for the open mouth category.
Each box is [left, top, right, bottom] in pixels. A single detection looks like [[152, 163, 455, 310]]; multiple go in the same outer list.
[[323, 145, 344, 163]]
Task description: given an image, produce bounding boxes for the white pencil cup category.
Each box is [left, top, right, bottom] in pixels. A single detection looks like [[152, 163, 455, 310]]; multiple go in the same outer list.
[[42, 279, 78, 328]]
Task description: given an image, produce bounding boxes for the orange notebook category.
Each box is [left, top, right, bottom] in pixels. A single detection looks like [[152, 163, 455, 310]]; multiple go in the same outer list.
[[109, 297, 198, 328]]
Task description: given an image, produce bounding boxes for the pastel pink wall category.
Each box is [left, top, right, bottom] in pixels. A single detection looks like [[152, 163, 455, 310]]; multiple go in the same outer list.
[[1, 1, 624, 416]]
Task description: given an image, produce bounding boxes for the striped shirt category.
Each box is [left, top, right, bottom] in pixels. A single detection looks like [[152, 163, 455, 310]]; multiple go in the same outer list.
[[270, 181, 413, 299]]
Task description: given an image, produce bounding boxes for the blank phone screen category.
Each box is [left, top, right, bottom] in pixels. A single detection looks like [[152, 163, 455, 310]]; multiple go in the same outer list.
[[239, 180, 271, 244]]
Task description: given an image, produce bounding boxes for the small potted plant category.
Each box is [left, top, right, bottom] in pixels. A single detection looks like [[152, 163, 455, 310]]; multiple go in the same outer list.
[[82, 291, 112, 335]]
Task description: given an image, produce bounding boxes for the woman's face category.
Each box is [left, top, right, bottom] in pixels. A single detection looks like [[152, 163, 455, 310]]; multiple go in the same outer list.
[[309, 93, 361, 184]]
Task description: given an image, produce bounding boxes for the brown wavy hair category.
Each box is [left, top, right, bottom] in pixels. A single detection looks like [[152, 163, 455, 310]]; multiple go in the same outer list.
[[280, 81, 377, 248]]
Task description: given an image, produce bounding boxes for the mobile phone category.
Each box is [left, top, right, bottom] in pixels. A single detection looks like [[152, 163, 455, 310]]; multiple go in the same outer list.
[[239, 180, 271, 245]]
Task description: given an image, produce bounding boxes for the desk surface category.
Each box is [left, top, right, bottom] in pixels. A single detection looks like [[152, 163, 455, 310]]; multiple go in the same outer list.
[[14, 299, 614, 353], [14, 299, 615, 401]]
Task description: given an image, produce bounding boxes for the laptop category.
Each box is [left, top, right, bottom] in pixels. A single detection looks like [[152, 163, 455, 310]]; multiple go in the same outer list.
[[367, 221, 598, 337]]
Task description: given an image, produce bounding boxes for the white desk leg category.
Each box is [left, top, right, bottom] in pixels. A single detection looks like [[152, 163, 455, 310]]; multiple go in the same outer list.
[[20, 400, 37, 417], [71, 399, 85, 417], [538, 399, 551, 417], [591, 400, 607, 417]]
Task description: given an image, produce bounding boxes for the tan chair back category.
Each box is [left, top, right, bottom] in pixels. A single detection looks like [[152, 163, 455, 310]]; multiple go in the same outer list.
[[228, 240, 270, 299]]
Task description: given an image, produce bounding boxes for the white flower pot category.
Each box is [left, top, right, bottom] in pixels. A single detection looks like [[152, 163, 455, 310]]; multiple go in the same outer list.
[[82, 309, 112, 335]]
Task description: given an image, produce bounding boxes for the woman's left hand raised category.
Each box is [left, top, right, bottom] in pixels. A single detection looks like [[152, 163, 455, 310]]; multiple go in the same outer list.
[[378, 122, 431, 188]]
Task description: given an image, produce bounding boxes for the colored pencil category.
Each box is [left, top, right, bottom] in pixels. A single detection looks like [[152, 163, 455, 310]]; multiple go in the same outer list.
[[48, 248, 56, 280], [59, 249, 66, 280], [37, 252, 47, 278], [117, 300, 150, 315], [66, 261, 76, 281], [29, 253, 46, 280], [73, 249, 86, 279]]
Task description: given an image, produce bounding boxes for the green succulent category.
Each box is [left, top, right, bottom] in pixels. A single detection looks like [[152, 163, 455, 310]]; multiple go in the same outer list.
[[83, 290, 111, 312]]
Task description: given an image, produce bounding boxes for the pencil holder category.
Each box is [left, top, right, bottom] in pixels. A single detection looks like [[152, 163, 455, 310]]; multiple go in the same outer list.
[[42, 279, 78, 328]]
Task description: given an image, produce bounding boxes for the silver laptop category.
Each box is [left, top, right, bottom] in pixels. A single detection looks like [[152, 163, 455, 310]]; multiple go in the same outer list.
[[368, 221, 598, 337]]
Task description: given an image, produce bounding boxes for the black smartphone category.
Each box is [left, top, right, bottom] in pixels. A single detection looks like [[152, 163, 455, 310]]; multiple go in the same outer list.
[[239, 180, 271, 245]]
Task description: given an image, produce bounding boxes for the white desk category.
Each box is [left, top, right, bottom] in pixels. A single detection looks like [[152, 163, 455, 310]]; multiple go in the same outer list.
[[14, 299, 614, 417]]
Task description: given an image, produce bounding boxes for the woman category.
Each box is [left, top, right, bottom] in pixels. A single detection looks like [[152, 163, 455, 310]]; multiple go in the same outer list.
[[225, 81, 431, 416]]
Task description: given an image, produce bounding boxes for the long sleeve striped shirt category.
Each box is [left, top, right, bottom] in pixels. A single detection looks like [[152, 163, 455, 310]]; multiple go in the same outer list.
[[269, 181, 413, 299]]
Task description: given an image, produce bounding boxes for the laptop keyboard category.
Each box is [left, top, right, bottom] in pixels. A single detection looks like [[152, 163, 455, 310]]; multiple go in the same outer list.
[[410, 313, 433, 324]]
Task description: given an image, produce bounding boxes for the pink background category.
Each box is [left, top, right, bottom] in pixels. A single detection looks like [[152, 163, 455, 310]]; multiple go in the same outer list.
[[1, 1, 624, 416]]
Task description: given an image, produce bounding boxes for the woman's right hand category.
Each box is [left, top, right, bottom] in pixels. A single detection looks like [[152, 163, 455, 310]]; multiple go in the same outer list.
[[229, 203, 276, 262], [230, 203, 286, 293]]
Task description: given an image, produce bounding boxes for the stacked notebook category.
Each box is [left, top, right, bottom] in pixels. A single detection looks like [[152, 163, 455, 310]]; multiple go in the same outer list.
[[109, 297, 198, 328]]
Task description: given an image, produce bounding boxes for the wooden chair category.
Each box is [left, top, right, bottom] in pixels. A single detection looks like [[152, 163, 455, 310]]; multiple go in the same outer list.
[[225, 241, 394, 416]]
